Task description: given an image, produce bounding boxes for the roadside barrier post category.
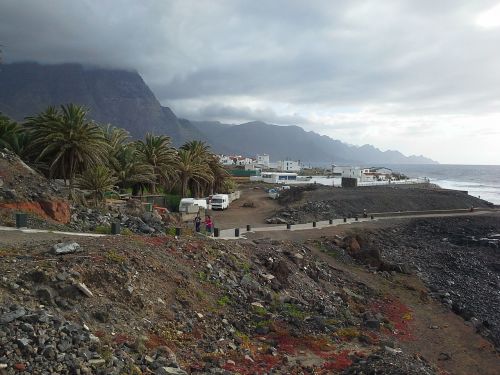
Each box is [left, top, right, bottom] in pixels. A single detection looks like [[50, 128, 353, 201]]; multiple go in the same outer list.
[[329, 219, 333, 225], [355, 216, 358, 221], [15, 213, 27, 229], [175, 227, 181, 236], [312, 221, 316, 228], [214, 228, 220, 237], [287, 223, 292, 230], [343, 217, 347, 223], [235, 228, 240, 237], [246, 224, 251, 231], [111, 222, 121, 235], [371, 215, 374, 220]]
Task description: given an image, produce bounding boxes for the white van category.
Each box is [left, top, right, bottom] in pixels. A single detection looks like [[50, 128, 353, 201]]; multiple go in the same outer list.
[[178, 198, 208, 213], [211, 194, 229, 210]]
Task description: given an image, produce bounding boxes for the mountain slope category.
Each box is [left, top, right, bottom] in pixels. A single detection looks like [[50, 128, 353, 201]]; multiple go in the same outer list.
[[0, 62, 436, 164], [191, 120, 437, 164], [0, 62, 204, 145]]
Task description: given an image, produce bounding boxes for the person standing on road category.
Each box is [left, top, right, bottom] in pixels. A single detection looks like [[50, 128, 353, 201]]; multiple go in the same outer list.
[[194, 214, 202, 233], [204, 215, 213, 236]]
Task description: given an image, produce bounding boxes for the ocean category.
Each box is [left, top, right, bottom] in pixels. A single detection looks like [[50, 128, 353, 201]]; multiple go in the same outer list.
[[389, 164, 500, 205]]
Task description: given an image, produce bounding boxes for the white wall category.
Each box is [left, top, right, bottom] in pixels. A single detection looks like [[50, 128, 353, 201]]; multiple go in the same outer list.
[[256, 154, 270, 167], [278, 160, 301, 172]]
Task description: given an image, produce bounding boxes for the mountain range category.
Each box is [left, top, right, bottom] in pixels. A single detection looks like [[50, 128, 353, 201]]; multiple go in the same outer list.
[[0, 62, 437, 164]]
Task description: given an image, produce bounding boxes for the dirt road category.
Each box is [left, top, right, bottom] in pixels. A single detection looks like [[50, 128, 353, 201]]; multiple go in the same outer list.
[[208, 186, 280, 229]]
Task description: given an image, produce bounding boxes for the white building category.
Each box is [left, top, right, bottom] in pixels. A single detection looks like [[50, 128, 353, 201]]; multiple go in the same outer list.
[[332, 165, 395, 182], [218, 155, 255, 166], [332, 165, 363, 179], [277, 160, 301, 172], [234, 156, 255, 166], [256, 154, 270, 167], [219, 155, 235, 166], [250, 172, 298, 184]]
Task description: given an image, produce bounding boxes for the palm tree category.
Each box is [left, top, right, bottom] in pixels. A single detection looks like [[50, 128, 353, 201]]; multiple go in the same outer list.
[[180, 140, 212, 196], [0, 113, 20, 151], [103, 124, 131, 172], [176, 148, 213, 197], [207, 154, 231, 194], [113, 144, 156, 193], [75, 165, 118, 207], [180, 140, 210, 159], [25, 104, 109, 197], [135, 133, 177, 193]]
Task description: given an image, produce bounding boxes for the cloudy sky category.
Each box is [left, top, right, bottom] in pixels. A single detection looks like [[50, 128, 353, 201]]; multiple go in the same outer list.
[[1, 0, 500, 164]]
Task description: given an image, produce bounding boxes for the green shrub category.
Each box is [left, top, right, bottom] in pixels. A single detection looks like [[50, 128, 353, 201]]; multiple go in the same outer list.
[[217, 295, 231, 307], [284, 303, 306, 320], [166, 227, 177, 236], [121, 228, 133, 236], [94, 225, 111, 234]]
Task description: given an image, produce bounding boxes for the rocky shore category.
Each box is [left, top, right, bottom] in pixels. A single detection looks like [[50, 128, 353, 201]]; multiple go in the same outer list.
[[270, 185, 494, 224], [352, 215, 500, 348]]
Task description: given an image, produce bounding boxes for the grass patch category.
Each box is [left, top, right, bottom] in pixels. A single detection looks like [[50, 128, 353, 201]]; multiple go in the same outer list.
[[121, 227, 133, 236], [217, 295, 231, 307], [284, 303, 307, 320], [253, 305, 268, 316], [336, 327, 360, 339], [104, 249, 127, 264], [94, 225, 111, 234], [0, 247, 19, 256]]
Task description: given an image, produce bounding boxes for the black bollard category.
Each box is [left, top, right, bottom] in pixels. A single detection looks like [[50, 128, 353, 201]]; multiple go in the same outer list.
[[355, 216, 358, 221], [16, 213, 27, 228], [175, 227, 181, 236], [287, 223, 292, 230], [312, 221, 316, 228], [214, 228, 220, 237], [246, 224, 251, 232], [371, 215, 374, 220], [329, 219, 333, 225], [343, 217, 347, 223], [111, 222, 120, 235], [235, 228, 240, 237]]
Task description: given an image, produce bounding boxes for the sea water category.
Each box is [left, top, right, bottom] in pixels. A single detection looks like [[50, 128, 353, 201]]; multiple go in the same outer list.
[[390, 164, 500, 205]]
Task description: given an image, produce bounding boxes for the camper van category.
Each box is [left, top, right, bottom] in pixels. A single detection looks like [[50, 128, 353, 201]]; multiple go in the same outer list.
[[210, 194, 229, 210], [178, 198, 208, 213]]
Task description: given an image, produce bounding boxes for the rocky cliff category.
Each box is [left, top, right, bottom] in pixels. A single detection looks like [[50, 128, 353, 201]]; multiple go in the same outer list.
[[0, 62, 203, 145]]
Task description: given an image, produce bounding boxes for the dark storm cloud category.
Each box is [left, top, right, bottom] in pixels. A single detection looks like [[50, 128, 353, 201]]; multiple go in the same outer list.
[[2, 0, 499, 113]]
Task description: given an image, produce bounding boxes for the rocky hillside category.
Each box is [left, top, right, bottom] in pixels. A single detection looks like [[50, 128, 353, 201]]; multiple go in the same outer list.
[[0, 232, 441, 374], [0, 63, 203, 145], [0, 149, 69, 223]]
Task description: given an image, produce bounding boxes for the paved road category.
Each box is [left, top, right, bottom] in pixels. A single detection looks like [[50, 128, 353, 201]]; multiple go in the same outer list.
[[218, 208, 500, 239]]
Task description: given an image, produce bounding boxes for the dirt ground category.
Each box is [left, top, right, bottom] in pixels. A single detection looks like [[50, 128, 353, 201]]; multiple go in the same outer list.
[[207, 185, 280, 229], [311, 248, 500, 375]]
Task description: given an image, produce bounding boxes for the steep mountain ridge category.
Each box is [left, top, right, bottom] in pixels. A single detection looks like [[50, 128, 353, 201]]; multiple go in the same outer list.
[[0, 62, 437, 163], [0, 62, 204, 145]]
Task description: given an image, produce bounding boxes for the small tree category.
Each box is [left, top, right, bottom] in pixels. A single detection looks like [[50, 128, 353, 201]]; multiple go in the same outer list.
[[75, 166, 117, 207]]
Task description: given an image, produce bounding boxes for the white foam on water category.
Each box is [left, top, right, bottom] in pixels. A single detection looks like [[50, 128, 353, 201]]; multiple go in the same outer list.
[[432, 179, 500, 204]]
